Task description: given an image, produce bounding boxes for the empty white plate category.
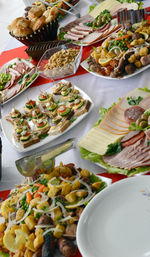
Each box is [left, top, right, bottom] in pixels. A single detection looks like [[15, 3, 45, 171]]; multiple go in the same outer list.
[[77, 176, 150, 257]]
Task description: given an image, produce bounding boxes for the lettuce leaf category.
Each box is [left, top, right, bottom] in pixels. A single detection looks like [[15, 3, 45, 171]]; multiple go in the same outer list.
[[80, 147, 150, 176], [138, 86, 150, 93]]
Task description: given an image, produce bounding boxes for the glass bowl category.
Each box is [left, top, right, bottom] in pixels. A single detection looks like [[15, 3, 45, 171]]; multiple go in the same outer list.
[[37, 42, 83, 80]]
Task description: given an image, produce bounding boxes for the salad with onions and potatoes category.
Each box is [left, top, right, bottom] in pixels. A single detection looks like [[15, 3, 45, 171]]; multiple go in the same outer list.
[[86, 21, 150, 78], [0, 162, 106, 257]]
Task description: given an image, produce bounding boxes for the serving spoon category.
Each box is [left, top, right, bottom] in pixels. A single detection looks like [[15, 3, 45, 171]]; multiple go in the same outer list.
[[15, 138, 75, 177]]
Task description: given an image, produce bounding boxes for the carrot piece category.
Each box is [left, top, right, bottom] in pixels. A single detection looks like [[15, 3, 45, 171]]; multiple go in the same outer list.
[[38, 185, 46, 193], [34, 183, 43, 187], [34, 185, 46, 198], [116, 35, 130, 41], [126, 41, 131, 48], [26, 192, 32, 204]]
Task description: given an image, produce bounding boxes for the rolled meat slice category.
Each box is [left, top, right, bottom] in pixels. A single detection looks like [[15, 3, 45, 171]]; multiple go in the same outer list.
[[124, 106, 145, 123]]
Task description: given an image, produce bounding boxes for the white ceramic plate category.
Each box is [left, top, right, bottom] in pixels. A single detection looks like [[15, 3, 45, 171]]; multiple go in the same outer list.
[[81, 59, 150, 80], [77, 175, 150, 257], [0, 58, 38, 104], [1, 81, 94, 153]]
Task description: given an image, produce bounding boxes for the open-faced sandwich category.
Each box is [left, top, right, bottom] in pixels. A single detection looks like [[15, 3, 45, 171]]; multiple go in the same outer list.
[[79, 87, 150, 176], [0, 162, 107, 257], [4, 80, 92, 149]]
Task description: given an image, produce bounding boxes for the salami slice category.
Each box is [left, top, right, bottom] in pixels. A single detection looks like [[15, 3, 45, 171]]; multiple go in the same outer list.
[[124, 106, 145, 123]]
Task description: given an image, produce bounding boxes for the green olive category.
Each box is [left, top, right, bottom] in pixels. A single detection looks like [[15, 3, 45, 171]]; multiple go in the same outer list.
[[141, 113, 149, 120], [139, 120, 148, 128], [136, 118, 142, 126]]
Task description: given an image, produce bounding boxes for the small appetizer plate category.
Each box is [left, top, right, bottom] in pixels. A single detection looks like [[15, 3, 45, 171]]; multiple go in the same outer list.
[[1, 83, 94, 153], [81, 58, 150, 80], [0, 58, 38, 104], [77, 175, 150, 257]]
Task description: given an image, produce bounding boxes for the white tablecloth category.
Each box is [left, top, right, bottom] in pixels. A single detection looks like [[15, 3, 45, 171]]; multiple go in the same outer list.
[[0, 0, 150, 190]]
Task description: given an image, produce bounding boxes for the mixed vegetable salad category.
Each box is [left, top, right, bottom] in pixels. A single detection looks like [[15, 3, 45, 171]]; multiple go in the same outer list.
[[0, 162, 107, 257]]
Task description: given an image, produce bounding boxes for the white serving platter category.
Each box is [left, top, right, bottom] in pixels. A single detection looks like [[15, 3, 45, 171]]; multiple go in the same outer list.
[[77, 175, 150, 257], [81, 58, 150, 80], [1, 81, 94, 153], [0, 58, 38, 105]]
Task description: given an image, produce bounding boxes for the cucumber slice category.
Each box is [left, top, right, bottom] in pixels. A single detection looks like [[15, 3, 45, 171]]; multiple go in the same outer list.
[[11, 112, 21, 119], [75, 100, 85, 110], [20, 135, 31, 142], [32, 113, 43, 119], [61, 88, 72, 96], [47, 103, 57, 111], [59, 107, 71, 117]]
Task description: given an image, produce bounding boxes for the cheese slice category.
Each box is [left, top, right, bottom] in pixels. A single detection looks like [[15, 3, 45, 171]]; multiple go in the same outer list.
[[90, 0, 138, 18], [78, 127, 123, 155]]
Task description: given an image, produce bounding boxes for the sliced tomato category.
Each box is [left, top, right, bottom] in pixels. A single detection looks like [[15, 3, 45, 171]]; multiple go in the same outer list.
[[58, 105, 67, 113]]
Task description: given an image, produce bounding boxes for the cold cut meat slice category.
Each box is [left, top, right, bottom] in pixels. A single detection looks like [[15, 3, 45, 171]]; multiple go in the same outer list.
[[124, 106, 145, 123], [70, 28, 89, 36], [67, 31, 84, 39], [121, 131, 145, 147], [64, 33, 81, 41], [121, 130, 141, 143], [75, 25, 93, 32]]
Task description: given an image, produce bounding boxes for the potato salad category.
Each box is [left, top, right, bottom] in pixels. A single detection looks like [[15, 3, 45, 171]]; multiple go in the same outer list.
[[0, 162, 106, 257]]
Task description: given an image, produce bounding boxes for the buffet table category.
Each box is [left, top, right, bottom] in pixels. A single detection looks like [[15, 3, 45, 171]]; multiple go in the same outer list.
[[0, 0, 150, 191]]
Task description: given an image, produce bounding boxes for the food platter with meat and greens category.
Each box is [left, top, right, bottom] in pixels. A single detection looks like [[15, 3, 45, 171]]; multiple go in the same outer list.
[[81, 21, 150, 79], [0, 58, 38, 104], [79, 87, 150, 176], [58, 9, 122, 46]]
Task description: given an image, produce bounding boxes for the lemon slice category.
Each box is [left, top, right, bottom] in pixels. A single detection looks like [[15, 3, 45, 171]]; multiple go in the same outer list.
[[98, 57, 112, 66], [3, 229, 28, 253], [1, 199, 13, 219]]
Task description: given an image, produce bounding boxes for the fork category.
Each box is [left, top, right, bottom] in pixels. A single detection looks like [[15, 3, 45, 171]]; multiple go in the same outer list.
[[117, 8, 150, 26]]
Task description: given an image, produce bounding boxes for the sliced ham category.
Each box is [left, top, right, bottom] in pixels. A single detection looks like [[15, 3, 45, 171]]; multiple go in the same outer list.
[[62, 14, 94, 32], [121, 131, 145, 147], [121, 131, 141, 143], [70, 28, 89, 36], [75, 25, 93, 32], [13, 62, 26, 75], [67, 31, 84, 39], [64, 33, 82, 41], [82, 31, 103, 44], [103, 133, 150, 170]]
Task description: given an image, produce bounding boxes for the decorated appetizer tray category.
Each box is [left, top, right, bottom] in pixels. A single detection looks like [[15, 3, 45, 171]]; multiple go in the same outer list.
[[0, 58, 38, 104], [1, 80, 93, 153], [0, 162, 111, 257], [79, 87, 150, 176], [81, 22, 150, 79]]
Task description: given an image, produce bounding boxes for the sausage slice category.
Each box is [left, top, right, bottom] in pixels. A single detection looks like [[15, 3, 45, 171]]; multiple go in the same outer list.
[[124, 106, 145, 123]]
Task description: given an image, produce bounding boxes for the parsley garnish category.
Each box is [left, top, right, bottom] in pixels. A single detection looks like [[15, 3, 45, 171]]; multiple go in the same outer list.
[[105, 142, 122, 156], [127, 96, 143, 105]]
